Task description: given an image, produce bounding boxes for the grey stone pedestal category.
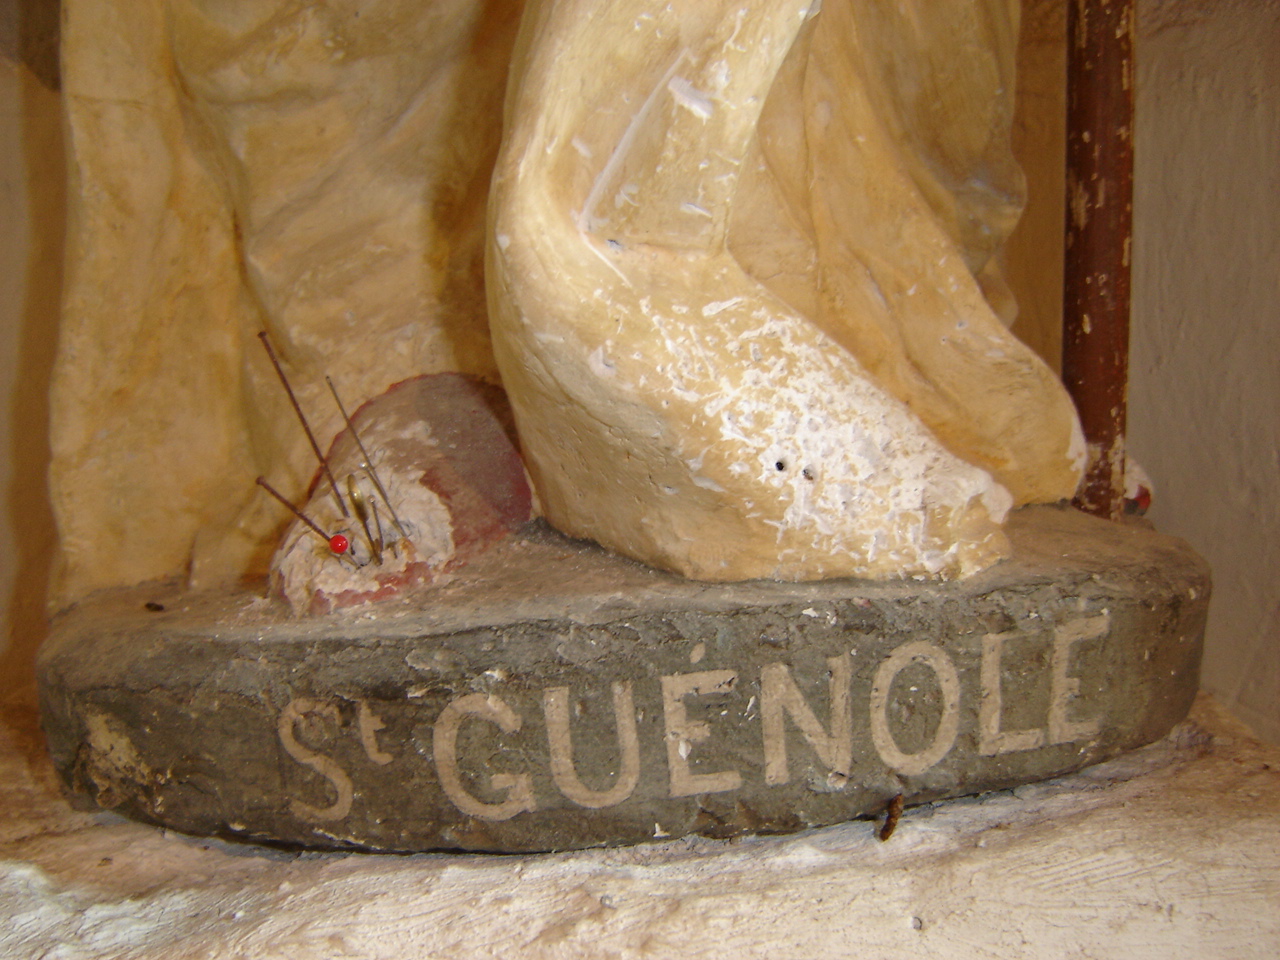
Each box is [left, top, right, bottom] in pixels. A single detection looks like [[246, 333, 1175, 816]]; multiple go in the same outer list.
[[37, 506, 1208, 852]]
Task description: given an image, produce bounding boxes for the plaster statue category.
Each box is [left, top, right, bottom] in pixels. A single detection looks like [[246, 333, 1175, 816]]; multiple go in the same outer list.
[[50, 0, 1082, 608], [489, 0, 1083, 582]]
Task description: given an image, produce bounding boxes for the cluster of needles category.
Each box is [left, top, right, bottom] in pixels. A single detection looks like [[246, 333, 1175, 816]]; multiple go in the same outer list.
[[255, 331, 412, 569]]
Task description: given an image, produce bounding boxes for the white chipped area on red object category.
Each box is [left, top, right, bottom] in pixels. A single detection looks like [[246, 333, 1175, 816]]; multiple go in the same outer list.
[[271, 421, 457, 615]]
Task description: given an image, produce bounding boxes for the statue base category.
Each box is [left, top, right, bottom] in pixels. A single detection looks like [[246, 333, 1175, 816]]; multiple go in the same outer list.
[[37, 506, 1208, 853]]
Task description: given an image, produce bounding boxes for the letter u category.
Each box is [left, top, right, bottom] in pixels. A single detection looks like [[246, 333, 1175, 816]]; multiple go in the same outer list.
[[543, 682, 641, 809]]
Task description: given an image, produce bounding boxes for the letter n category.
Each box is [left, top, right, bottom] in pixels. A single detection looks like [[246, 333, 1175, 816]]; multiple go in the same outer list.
[[761, 655, 852, 786]]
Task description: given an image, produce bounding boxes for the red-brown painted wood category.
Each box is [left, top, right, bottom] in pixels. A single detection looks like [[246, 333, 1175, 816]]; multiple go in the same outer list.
[[1062, 0, 1136, 520]]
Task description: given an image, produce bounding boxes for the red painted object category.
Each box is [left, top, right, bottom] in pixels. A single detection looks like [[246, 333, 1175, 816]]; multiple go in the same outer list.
[[279, 373, 534, 615]]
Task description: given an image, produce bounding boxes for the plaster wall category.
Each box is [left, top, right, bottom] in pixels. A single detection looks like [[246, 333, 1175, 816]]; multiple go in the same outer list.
[[0, 0, 1277, 746], [1001, 0, 1280, 746], [1128, 0, 1280, 744], [0, 0, 61, 706], [0, 62, 22, 669]]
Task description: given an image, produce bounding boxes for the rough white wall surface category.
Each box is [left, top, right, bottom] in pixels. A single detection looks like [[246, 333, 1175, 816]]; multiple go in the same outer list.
[[2, 695, 1278, 959], [1131, 0, 1280, 743]]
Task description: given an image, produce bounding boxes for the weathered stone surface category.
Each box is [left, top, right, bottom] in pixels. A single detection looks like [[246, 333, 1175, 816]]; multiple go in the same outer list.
[[37, 507, 1208, 852]]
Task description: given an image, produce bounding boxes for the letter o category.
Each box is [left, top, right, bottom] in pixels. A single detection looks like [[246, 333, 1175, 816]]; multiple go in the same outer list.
[[870, 641, 961, 777]]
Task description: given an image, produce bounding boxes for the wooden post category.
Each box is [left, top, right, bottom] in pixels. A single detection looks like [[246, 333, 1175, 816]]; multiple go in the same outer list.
[[1062, 0, 1135, 520]]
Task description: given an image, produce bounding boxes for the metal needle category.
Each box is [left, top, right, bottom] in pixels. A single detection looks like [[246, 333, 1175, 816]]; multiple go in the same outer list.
[[258, 331, 349, 518]]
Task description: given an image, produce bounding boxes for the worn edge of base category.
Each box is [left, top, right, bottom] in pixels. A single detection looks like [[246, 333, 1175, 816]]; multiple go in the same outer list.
[[36, 506, 1210, 852]]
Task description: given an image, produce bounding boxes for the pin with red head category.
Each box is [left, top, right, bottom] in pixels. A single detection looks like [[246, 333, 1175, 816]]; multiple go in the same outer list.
[[256, 476, 355, 564]]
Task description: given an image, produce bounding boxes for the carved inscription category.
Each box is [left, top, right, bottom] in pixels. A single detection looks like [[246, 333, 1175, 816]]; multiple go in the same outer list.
[[434, 693, 536, 821], [761, 655, 851, 786], [662, 670, 742, 797], [869, 641, 962, 777], [277, 699, 354, 822], [545, 682, 641, 808], [277, 617, 1108, 824]]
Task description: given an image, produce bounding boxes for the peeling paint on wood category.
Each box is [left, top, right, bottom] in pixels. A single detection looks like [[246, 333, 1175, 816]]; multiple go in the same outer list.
[[1063, 0, 1136, 519]]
